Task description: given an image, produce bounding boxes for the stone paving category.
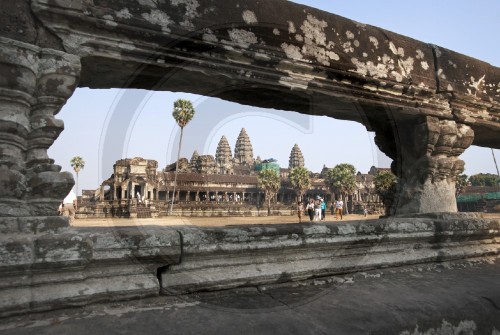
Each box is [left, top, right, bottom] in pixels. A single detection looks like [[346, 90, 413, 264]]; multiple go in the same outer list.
[[1, 256, 500, 334]]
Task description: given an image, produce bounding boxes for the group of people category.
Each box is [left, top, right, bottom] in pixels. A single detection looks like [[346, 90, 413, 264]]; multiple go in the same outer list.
[[297, 196, 344, 223]]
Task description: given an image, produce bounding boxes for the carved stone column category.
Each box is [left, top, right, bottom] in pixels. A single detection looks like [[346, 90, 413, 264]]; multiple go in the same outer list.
[[375, 115, 474, 215], [0, 37, 80, 221]]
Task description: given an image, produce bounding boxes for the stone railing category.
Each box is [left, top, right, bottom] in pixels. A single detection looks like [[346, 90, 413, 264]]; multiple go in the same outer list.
[[1, 214, 499, 317]]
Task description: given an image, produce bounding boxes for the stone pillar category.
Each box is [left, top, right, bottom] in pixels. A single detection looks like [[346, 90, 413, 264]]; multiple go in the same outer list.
[[374, 115, 474, 215], [0, 37, 80, 220], [195, 191, 200, 202]]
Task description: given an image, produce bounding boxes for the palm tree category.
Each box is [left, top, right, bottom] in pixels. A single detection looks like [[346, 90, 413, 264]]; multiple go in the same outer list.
[[70, 156, 85, 209], [257, 169, 281, 216], [288, 167, 311, 202], [169, 99, 195, 215], [324, 163, 356, 214], [374, 170, 397, 216]]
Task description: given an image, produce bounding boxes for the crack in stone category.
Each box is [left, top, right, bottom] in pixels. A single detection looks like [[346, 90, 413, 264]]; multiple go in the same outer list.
[[482, 296, 500, 310]]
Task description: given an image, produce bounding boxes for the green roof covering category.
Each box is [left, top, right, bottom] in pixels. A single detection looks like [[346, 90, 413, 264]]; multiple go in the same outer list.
[[255, 162, 280, 175], [456, 192, 500, 203]]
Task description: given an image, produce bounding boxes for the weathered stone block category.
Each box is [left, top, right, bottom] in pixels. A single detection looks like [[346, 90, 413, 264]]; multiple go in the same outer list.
[[160, 217, 500, 294]]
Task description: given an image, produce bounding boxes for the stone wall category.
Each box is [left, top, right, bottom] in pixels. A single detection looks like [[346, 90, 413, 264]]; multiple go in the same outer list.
[[1, 214, 499, 317]]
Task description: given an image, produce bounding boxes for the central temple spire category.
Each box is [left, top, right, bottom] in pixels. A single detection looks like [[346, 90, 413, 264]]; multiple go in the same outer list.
[[234, 128, 254, 167]]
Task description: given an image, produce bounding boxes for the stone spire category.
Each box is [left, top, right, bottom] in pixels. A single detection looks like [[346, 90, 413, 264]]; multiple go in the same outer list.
[[215, 136, 233, 174], [288, 144, 305, 169], [234, 128, 254, 167], [190, 150, 199, 172]]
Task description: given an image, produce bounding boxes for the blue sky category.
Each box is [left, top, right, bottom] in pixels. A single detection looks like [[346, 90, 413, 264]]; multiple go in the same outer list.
[[49, 1, 500, 194]]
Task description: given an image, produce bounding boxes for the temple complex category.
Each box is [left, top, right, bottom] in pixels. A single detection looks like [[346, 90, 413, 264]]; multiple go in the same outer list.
[[79, 128, 383, 218]]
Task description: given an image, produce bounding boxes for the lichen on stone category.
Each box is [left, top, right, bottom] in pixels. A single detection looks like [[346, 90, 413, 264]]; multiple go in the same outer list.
[[467, 74, 486, 96], [116, 8, 133, 19], [281, 14, 340, 66], [202, 28, 218, 43], [228, 29, 258, 48], [171, 0, 200, 29], [242, 10, 258, 24], [142, 9, 172, 33], [369, 36, 379, 49], [281, 43, 304, 61]]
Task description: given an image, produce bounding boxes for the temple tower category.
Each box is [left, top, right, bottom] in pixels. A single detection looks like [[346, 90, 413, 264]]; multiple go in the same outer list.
[[190, 150, 200, 172], [215, 136, 234, 174], [197, 155, 217, 174], [288, 144, 305, 169], [234, 128, 254, 167]]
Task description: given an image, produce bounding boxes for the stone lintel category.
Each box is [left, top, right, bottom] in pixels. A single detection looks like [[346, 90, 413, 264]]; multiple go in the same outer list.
[[27, 0, 500, 148]]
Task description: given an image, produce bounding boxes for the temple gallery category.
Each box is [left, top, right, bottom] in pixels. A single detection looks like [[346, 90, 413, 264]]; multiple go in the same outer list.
[[79, 128, 385, 218]]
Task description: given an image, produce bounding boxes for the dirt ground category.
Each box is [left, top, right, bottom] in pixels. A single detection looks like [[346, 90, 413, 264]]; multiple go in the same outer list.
[[71, 212, 500, 228], [71, 213, 382, 227]]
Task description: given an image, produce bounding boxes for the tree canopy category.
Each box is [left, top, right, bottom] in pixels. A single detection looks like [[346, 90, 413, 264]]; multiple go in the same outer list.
[[323, 163, 356, 199], [257, 169, 281, 215], [172, 99, 195, 128], [374, 170, 397, 216], [70, 156, 85, 173], [469, 173, 500, 187], [288, 167, 311, 201], [374, 171, 396, 198]]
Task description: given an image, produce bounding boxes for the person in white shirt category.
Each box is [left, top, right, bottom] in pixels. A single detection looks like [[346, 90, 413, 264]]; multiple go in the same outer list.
[[63, 189, 77, 223], [335, 199, 344, 220], [314, 196, 322, 221]]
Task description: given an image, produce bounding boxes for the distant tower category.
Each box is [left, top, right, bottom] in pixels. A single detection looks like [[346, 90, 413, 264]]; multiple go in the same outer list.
[[234, 128, 254, 167], [190, 150, 199, 172], [288, 144, 305, 169], [215, 136, 234, 174]]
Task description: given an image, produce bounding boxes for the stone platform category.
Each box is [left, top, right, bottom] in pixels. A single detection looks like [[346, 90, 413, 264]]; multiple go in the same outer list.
[[1, 257, 500, 334], [1, 214, 499, 319]]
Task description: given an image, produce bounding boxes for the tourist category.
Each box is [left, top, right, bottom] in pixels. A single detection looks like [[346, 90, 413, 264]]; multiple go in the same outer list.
[[63, 189, 77, 223], [297, 201, 304, 223], [363, 205, 368, 217], [136, 192, 141, 204], [314, 196, 321, 221], [321, 198, 326, 221], [306, 199, 315, 223], [335, 198, 344, 220]]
